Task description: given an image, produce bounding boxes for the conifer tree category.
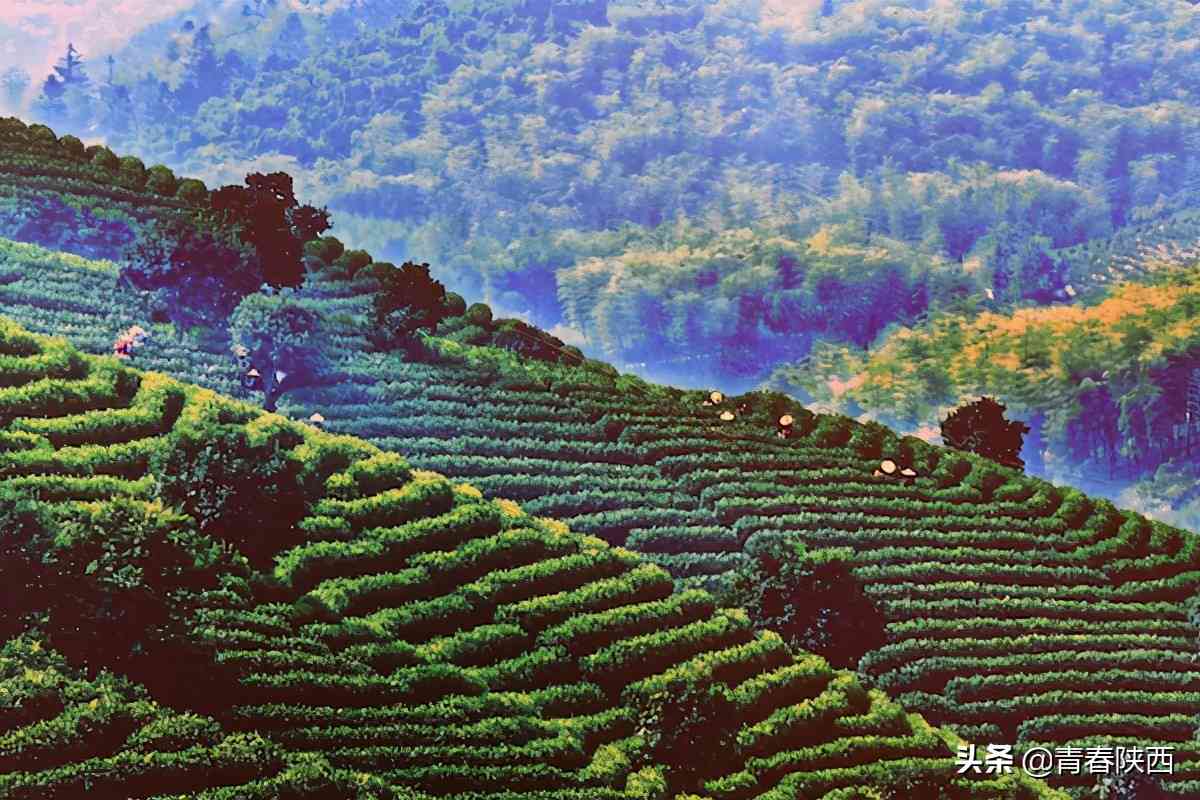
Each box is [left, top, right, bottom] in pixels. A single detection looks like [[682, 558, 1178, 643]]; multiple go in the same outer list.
[[98, 55, 134, 136], [35, 43, 92, 127], [53, 43, 90, 90]]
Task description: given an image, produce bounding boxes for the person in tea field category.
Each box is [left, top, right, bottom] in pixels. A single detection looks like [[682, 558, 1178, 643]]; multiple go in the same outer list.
[[243, 367, 263, 391], [232, 344, 264, 390], [112, 325, 148, 360]]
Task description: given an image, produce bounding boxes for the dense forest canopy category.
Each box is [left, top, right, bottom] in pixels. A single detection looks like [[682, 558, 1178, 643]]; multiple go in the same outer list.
[[9, 0, 1198, 390]]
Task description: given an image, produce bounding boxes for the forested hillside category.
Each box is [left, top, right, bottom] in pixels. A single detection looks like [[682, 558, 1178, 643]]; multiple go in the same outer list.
[[13, 0, 1200, 390]]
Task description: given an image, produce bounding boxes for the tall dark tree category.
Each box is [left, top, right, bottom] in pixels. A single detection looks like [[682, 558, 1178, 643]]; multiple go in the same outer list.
[[120, 217, 262, 328], [719, 532, 886, 669], [209, 172, 330, 288], [370, 261, 448, 353], [941, 396, 1031, 470], [634, 678, 741, 793]]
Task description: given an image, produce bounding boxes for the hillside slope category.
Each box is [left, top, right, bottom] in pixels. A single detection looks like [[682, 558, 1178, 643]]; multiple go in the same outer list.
[[0, 316, 1060, 800], [0, 118, 206, 263], [3, 237, 1200, 797]]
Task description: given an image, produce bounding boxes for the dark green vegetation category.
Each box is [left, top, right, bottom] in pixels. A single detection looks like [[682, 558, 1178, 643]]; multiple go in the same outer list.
[[1, 233, 1199, 798], [207, 171, 331, 289], [369, 261, 448, 354], [228, 290, 328, 413], [48, 0, 1200, 389], [0, 317, 1059, 800], [0, 116, 585, 368], [0, 634, 419, 799], [719, 534, 888, 671], [940, 397, 1030, 471]]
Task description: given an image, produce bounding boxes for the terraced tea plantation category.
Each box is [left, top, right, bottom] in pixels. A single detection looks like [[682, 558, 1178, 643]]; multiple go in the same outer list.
[[0, 116, 206, 263], [297, 375, 1200, 796], [0, 634, 420, 799], [2, 236, 1200, 796], [0, 318, 1062, 800], [0, 239, 243, 394], [1056, 208, 1200, 298]]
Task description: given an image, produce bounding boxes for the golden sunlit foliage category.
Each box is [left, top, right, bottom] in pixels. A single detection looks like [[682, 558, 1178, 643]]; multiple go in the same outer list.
[[768, 267, 1200, 485]]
